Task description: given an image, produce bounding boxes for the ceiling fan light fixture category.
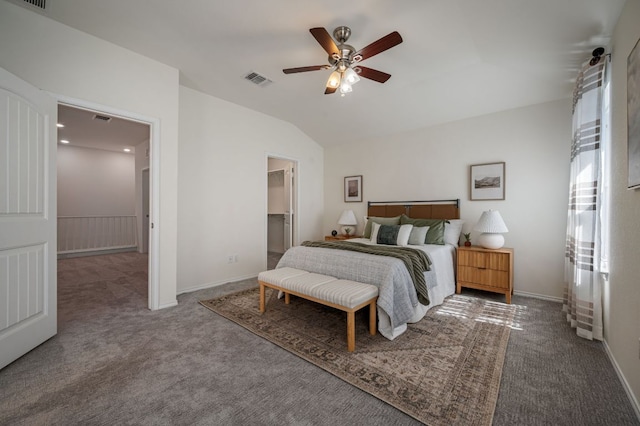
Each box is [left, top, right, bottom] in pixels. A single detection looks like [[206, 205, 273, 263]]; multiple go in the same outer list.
[[339, 79, 352, 94], [327, 70, 341, 88], [343, 67, 360, 85]]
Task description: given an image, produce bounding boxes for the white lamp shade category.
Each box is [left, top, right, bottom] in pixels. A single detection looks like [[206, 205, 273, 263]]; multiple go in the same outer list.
[[474, 210, 508, 249], [338, 210, 358, 226], [473, 210, 508, 233]]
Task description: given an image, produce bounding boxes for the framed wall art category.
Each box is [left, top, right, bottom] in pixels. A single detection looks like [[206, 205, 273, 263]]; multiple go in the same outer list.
[[470, 162, 505, 201], [628, 37, 640, 189], [344, 175, 363, 202]]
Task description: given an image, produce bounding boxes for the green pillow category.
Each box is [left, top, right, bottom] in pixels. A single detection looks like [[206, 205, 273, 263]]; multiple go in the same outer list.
[[363, 215, 401, 238], [399, 215, 447, 245]]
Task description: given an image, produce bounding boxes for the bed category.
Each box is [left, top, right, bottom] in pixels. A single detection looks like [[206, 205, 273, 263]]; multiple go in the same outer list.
[[276, 199, 463, 340]]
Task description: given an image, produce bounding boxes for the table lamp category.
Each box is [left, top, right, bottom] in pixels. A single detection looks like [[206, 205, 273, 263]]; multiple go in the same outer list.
[[338, 210, 358, 236], [474, 210, 508, 249]]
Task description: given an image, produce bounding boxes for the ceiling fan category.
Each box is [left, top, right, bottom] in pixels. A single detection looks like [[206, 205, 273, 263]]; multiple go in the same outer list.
[[283, 26, 403, 95]]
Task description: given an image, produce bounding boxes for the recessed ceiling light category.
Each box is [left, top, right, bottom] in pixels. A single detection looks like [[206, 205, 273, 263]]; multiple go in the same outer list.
[[123, 148, 131, 152], [60, 140, 69, 144], [56, 123, 64, 128]]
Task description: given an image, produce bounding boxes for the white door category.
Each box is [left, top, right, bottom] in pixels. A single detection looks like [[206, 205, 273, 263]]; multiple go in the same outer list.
[[0, 67, 57, 370]]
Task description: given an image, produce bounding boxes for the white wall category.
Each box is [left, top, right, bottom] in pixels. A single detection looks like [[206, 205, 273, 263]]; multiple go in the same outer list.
[[0, 1, 180, 308], [57, 145, 135, 216], [177, 86, 324, 293], [607, 0, 640, 411], [324, 99, 571, 299]]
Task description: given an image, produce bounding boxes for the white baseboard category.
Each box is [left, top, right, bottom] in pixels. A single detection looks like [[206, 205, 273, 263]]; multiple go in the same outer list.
[[178, 273, 258, 295], [157, 300, 178, 310], [57, 246, 137, 259], [513, 290, 563, 303], [602, 339, 640, 421]]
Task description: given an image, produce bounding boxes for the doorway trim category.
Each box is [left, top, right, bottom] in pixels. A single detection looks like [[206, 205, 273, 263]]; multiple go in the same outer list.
[[53, 94, 161, 310], [140, 167, 150, 255]]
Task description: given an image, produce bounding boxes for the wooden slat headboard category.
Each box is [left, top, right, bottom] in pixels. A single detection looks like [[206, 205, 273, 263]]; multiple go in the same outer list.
[[367, 199, 460, 220]]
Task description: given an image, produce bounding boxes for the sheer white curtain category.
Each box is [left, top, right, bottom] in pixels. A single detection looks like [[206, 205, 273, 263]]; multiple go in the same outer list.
[[563, 58, 610, 341]]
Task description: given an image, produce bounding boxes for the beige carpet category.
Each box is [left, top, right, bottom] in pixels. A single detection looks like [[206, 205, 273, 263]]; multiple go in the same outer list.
[[200, 288, 517, 425]]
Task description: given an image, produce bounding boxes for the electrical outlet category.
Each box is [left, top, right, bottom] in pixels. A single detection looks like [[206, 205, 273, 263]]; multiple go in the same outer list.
[[227, 255, 234, 264]]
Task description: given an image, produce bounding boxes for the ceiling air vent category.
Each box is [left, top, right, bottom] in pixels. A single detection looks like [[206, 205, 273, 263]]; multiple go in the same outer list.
[[23, 0, 46, 9], [7, 0, 48, 13], [244, 71, 273, 88], [93, 114, 112, 123]]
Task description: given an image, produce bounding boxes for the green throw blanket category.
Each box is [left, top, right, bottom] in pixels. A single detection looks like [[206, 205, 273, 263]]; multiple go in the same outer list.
[[301, 241, 432, 305]]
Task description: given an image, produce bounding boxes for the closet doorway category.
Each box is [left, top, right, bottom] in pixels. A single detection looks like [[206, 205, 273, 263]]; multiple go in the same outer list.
[[267, 156, 297, 267]]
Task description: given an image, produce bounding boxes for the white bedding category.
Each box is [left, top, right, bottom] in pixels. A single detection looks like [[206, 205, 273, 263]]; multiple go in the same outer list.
[[348, 238, 457, 338], [276, 239, 457, 340]]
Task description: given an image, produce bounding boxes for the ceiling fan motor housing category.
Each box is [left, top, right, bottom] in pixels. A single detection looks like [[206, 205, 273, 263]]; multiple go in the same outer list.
[[328, 26, 356, 67]]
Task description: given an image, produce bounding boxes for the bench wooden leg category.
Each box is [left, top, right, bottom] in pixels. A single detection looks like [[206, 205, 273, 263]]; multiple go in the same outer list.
[[347, 311, 355, 352], [284, 292, 290, 304], [369, 299, 377, 336], [259, 282, 266, 313]]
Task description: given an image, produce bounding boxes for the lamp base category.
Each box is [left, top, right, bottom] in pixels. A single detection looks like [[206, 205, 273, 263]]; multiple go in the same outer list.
[[477, 233, 504, 249]]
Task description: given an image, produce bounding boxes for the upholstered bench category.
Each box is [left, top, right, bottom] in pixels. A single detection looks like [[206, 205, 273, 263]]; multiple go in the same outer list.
[[257, 267, 378, 352]]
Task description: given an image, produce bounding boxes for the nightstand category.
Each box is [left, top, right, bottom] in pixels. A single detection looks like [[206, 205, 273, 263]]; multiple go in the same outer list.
[[456, 246, 514, 303], [324, 235, 359, 241]]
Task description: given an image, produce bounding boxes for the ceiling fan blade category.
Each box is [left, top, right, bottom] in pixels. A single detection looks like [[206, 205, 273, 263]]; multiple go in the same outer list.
[[310, 27, 339, 56], [283, 65, 329, 74], [354, 66, 391, 83], [352, 31, 403, 62], [324, 86, 337, 95]]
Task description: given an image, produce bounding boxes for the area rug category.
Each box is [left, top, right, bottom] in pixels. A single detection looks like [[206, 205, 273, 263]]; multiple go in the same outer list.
[[200, 288, 516, 425]]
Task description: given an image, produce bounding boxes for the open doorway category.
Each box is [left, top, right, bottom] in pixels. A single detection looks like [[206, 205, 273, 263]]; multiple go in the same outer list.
[[267, 156, 297, 269], [56, 101, 158, 309]]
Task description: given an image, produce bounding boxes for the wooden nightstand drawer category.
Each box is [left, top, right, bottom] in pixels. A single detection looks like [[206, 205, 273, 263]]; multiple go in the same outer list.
[[458, 266, 510, 290], [456, 246, 514, 303], [458, 250, 510, 271]]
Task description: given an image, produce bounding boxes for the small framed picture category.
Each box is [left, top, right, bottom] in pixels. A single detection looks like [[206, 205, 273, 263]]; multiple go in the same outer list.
[[344, 175, 363, 202], [470, 162, 505, 200]]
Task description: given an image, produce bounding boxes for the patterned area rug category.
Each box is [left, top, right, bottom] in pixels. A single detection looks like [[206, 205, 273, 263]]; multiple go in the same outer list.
[[200, 288, 516, 425]]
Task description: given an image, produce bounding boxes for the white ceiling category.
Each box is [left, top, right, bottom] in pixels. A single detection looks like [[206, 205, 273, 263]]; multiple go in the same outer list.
[[57, 104, 149, 153], [36, 0, 626, 148]]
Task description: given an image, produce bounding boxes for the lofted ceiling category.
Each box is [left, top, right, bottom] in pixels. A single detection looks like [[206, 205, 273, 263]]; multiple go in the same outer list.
[[24, 0, 626, 148]]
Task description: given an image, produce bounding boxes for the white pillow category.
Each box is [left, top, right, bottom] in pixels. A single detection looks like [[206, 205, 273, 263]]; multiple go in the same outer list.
[[408, 226, 430, 245], [397, 224, 413, 246], [371, 223, 413, 246], [444, 220, 465, 246], [370, 222, 381, 242]]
